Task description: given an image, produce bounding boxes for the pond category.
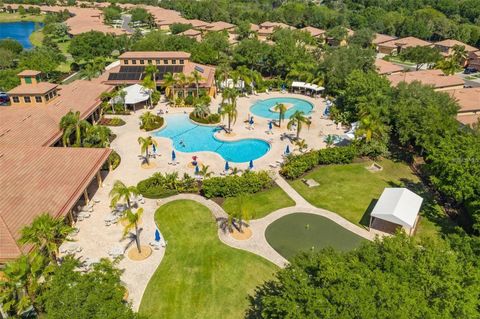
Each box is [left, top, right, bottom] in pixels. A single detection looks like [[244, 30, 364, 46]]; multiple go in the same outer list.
[[0, 21, 40, 48]]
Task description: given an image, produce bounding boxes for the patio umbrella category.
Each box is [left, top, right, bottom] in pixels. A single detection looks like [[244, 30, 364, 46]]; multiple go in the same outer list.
[[152, 143, 156, 154], [195, 164, 199, 175], [249, 160, 254, 170], [249, 117, 254, 125], [285, 145, 290, 155], [155, 229, 161, 242], [268, 121, 273, 130], [172, 150, 176, 161], [225, 161, 230, 171]]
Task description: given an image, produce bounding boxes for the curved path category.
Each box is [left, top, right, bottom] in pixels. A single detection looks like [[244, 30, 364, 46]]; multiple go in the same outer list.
[[156, 174, 375, 268]]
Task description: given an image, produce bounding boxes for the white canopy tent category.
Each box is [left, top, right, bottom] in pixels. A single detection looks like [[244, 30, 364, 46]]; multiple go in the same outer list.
[[369, 188, 423, 235], [220, 78, 245, 90], [109, 84, 151, 110], [291, 81, 325, 94]]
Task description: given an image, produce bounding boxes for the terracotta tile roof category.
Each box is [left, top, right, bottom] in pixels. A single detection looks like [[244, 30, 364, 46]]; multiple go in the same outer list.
[[178, 29, 202, 36], [0, 146, 111, 262], [17, 70, 41, 77], [206, 21, 236, 31], [434, 39, 478, 52], [8, 83, 58, 95], [457, 114, 479, 126], [259, 21, 293, 29], [301, 26, 326, 37], [119, 51, 191, 59], [373, 33, 396, 45], [187, 19, 210, 28], [250, 23, 260, 32], [183, 62, 216, 88], [446, 87, 480, 112], [375, 59, 404, 75], [380, 36, 432, 49], [387, 69, 464, 89]]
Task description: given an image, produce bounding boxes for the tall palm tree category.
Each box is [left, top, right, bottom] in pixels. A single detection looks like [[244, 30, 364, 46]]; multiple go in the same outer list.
[[222, 87, 239, 108], [355, 115, 386, 143], [141, 75, 155, 107], [109, 180, 139, 209], [190, 70, 203, 97], [325, 134, 335, 148], [116, 86, 127, 112], [162, 72, 176, 100], [140, 111, 157, 129], [120, 208, 144, 254], [287, 111, 311, 139], [137, 136, 157, 164], [19, 213, 74, 263], [144, 64, 158, 90], [100, 91, 116, 114], [0, 253, 46, 316], [274, 103, 287, 127], [234, 194, 251, 232], [175, 73, 188, 98], [192, 100, 210, 119], [198, 164, 213, 178], [220, 103, 238, 132], [59, 110, 91, 146], [84, 124, 112, 148], [452, 44, 468, 65]]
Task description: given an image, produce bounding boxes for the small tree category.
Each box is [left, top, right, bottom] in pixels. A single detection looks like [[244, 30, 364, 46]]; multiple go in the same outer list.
[[274, 103, 287, 127], [287, 110, 311, 139], [109, 180, 139, 209], [120, 208, 144, 253], [137, 136, 157, 164], [220, 103, 238, 132]]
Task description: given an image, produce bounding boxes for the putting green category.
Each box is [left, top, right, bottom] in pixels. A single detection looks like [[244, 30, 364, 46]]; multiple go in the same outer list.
[[265, 213, 365, 260]]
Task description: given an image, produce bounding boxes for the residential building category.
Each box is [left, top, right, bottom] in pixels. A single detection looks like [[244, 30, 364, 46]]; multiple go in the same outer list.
[[375, 59, 404, 75], [104, 51, 216, 96], [257, 21, 295, 41], [387, 69, 464, 91], [467, 50, 480, 71], [178, 29, 203, 42], [434, 39, 478, 57], [373, 33, 396, 46], [8, 70, 59, 107], [377, 36, 432, 55], [446, 87, 480, 126], [300, 26, 326, 39]]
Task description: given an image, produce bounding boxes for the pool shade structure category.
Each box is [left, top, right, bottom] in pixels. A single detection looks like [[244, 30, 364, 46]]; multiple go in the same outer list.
[[111, 84, 151, 106], [291, 81, 325, 95], [369, 188, 423, 235]]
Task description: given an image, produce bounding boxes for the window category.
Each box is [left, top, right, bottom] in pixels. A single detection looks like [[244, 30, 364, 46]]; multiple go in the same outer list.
[[24, 77, 32, 84], [35, 96, 42, 103], [164, 59, 168, 64], [24, 96, 31, 103], [12, 96, 19, 103], [45, 94, 50, 101], [132, 60, 137, 65], [125, 60, 129, 65], [172, 59, 176, 64], [156, 59, 160, 64], [140, 60, 145, 65], [147, 59, 152, 64], [179, 59, 184, 65]]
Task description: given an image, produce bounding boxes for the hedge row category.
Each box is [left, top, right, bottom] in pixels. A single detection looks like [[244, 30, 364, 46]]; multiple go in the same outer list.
[[202, 171, 273, 198], [280, 146, 357, 179], [137, 172, 198, 198], [189, 113, 221, 124]]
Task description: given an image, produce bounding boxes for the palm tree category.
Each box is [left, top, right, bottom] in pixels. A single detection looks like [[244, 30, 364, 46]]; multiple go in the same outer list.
[[59, 110, 91, 146], [162, 72, 176, 100], [0, 253, 46, 316], [19, 213, 74, 263], [295, 139, 308, 152], [222, 88, 239, 108], [198, 164, 213, 178], [140, 111, 157, 129], [175, 73, 188, 98], [220, 103, 238, 132], [192, 101, 210, 119], [355, 115, 386, 143], [100, 91, 116, 114], [144, 64, 158, 90], [325, 134, 335, 148], [452, 44, 468, 66], [116, 87, 127, 112], [436, 58, 458, 76], [287, 111, 311, 139], [83, 124, 112, 148], [191, 70, 203, 97], [137, 136, 157, 164], [109, 180, 139, 210], [120, 208, 144, 254], [233, 194, 251, 232], [141, 75, 155, 107], [274, 103, 287, 127]]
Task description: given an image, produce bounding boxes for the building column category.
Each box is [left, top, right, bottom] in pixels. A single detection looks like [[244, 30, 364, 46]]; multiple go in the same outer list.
[[83, 189, 90, 204], [96, 171, 103, 188]]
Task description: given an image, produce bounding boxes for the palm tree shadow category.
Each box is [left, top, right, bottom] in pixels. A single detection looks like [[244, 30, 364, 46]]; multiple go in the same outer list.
[[121, 227, 144, 252]]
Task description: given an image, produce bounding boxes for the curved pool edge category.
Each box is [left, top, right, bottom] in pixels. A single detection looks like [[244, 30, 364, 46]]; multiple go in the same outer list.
[[249, 97, 315, 119]]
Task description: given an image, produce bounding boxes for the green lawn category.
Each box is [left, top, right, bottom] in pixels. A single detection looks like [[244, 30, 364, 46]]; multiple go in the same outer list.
[[139, 200, 277, 319], [289, 159, 455, 239], [0, 12, 44, 23], [265, 213, 365, 260], [29, 29, 43, 46], [222, 186, 295, 219]]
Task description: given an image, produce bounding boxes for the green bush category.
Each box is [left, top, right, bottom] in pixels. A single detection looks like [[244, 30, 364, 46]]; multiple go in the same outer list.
[[202, 171, 273, 198], [189, 113, 221, 124], [137, 172, 198, 198], [151, 90, 161, 105], [140, 115, 164, 131], [106, 150, 121, 170], [280, 146, 357, 179], [99, 117, 126, 126]]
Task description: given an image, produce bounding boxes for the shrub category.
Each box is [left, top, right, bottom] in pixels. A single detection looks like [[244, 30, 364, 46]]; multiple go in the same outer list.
[[140, 113, 164, 131], [189, 112, 221, 124], [202, 171, 273, 198], [107, 150, 121, 170], [137, 172, 198, 198], [151, 90, 161, 105], [184, 94, 194, 106], [280, 145, 357, 179], [99, 117, 126, 126]]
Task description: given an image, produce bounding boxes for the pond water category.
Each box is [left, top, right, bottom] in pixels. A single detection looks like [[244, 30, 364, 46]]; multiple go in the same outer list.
[[0, 21, 40, 48]]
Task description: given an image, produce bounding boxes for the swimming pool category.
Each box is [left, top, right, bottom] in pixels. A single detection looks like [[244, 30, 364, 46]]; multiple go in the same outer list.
[[250, 97, 314, 119], [153, 114, 270, 163]]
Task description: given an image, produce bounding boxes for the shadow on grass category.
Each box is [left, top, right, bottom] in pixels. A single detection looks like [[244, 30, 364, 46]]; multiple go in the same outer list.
[[359, 199, 377, 228]]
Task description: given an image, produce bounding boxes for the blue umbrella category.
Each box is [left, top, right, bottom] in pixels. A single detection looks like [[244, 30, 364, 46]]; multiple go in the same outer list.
[[152, 143, 156, 153], [268, 121, 273, 130], [285, 145, 290, 154], [249, 116, 254, 125], [155, 229, 161, 242], [195, 164, 199, 175], [225, 161, 230, 171], [249, 160, 254, 170], [171, 150, 176, 161]]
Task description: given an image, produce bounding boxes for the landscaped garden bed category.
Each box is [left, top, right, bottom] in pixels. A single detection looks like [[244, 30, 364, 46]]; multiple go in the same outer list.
[[99, 117, 126, 126]]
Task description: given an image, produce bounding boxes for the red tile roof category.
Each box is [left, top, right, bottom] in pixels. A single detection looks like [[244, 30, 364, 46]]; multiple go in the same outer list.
[[379, 36, 432, 49], [119, 51, 191, 59], [373, 33, 396, 45], [17, 70, 41, 77], [0, 146, 111, 262], [434, 39, 478, 52], [301, 26, 326, 37], [387, 69, 464, 89], [8, 83, 58, 95], [446, 87, 480, 112], [375, 59, 404, 75]]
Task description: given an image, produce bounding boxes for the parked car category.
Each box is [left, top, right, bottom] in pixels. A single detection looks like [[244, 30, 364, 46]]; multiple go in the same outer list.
[[463, 67, 478, 74], [0, 92, 10, 105]]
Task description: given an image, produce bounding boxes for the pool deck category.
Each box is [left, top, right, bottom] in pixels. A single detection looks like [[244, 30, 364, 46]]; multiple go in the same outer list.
[[67, 92, 355, 311]]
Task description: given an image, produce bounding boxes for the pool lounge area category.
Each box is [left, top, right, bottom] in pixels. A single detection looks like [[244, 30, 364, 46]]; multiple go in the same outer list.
[[153, 114, 271, 163]]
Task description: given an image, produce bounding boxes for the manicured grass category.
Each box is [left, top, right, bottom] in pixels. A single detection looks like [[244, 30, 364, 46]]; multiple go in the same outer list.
[[0, 12, 44, 23], [139, 200, 277, 319], [289, 159, 455, 239], [265, 213, 365, 260], [29, 29, 44, 46], [222, 186, 295, 219]]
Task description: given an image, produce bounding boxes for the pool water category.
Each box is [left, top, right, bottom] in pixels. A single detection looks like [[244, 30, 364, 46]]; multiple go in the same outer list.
[[0, 21, 40, 48], [153, 114, 270, 163], [250, 97, 314, 119]]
